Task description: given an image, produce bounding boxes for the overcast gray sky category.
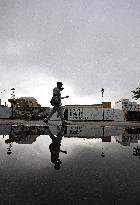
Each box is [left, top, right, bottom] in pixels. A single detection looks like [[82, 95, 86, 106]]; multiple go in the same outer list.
[[0, 0, 140, 106]]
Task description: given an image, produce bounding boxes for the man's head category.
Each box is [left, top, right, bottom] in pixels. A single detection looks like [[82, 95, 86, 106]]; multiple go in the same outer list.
[[57, 82, 64, 91], [54, 160, 62, 170]]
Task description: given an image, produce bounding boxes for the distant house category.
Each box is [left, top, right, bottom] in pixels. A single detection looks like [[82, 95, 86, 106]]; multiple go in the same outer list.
[[8, 97, 41, 108], [8, 97, 50, 119], [113, 99, 140, 121], [113, 99, 137, 111]]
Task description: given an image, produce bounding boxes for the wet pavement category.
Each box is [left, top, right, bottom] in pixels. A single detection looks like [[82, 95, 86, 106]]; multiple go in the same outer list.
[[0, 123, 140, 205]]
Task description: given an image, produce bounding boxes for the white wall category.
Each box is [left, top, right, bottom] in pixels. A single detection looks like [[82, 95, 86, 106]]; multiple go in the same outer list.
[[0, 106, 12, 118], [104, 109, 124, 121], [50, 107, 124, 121]]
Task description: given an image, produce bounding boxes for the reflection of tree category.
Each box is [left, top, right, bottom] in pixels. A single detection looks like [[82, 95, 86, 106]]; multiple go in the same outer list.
[[133, 146, 140, 159], [48, 126, 67, 170], [5, 126, 40, 145]]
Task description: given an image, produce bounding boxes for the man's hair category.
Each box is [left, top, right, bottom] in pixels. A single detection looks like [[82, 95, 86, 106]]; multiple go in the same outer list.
[[57, 82, 64, 91], [57, 82, 63, 87]]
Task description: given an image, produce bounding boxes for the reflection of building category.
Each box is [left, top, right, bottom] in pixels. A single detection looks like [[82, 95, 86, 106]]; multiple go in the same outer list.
[[115, 128, 140, 146], [116, 135, 131, 146], [9, 97, 41, 108], [0, 125, 11, 134], [5, 126, 41, 144], [1, 125, 140, 146], [64, 125, 124, 138], [16, 135, 39, 144], [5, 134, 39, 144], [0, 125, 124, 139], [102, 136, 111, 142]]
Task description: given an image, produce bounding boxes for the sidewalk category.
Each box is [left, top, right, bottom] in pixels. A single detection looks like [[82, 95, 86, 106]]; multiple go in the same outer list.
[[0, 119, 140, 127]]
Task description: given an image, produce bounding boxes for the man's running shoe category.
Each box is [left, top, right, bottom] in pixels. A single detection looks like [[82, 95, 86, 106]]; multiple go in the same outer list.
[[62, 121, 69, 126]]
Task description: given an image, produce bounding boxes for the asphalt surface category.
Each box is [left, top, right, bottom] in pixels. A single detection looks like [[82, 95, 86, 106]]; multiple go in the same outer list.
[[0, 119, 140, 127]]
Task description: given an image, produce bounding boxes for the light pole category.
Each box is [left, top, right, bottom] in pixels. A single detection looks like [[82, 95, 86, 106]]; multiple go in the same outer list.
[[0, 89, 6, 105], [101, 88, 104, 97], [11, 88, 15, 118]]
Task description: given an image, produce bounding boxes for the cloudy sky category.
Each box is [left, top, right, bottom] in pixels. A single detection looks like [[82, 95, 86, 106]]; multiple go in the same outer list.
[[0, 0, 140, 107]]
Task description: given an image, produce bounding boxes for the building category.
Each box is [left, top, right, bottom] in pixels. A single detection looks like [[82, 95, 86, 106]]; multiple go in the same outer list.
[[65, 102, 111, 109], [51, 102, 124, 121], [114, 99, 137, 111], [64, 102, 112, 121], [8, 97, 41, 108], [8, 97, 42, 119], [113, 99, 140, 121], [0, 106, 12, 119], [18, 97, 41, 108], [0, 99, 12, 118]]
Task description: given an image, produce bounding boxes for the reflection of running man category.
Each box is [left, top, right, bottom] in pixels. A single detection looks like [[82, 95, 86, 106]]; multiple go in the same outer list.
[[48, 126, 67, 170]]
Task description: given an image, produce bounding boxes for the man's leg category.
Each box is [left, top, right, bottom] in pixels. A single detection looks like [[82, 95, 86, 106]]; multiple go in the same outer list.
[[55, 106, 69, 125], [55, 106, 65, 122]]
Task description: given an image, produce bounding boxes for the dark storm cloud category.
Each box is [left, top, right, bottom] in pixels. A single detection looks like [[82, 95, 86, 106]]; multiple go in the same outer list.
[[0, 0, 140, 103]]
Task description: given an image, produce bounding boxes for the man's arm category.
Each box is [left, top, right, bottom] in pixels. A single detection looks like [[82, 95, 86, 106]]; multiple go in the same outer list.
[[61, 96, 69, 99]]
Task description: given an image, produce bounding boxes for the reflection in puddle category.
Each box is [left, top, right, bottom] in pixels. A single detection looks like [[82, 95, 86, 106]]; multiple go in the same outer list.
[[1, 124, 140, 143], [0, 124, 140, 204], [1, 124, 140, 159]]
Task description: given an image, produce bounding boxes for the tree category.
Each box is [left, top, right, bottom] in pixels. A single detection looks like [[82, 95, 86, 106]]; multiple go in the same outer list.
[[131, 87, 140, 100]]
